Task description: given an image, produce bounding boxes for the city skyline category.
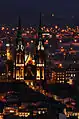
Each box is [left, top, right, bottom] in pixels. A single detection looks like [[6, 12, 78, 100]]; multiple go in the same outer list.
[[0, 1, 79, 118]]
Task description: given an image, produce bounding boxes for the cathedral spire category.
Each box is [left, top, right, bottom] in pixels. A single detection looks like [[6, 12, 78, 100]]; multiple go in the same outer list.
[[37, 12, 44, 51], [18, 16, 21, 31], [17, 16, 22, 39], [38, 12, 42, 37], [39, 12, 42, 28]]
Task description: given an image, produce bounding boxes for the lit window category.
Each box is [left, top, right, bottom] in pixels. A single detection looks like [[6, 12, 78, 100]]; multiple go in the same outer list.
[[6, 44, 10, 47], [31, 82, 33, 86], [42, 111, 45, 114], [26, 82, 29, 85], [57, 78, 59, 80], [71, 74, 73, 77], [58, 64, 63, 68], [38, 111, 41, 114], [74, 74, 75, 77]]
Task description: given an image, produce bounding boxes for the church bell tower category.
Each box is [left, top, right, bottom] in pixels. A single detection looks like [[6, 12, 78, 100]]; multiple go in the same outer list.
[[35, 13, 45, 84], [15, 17, 25, 80]]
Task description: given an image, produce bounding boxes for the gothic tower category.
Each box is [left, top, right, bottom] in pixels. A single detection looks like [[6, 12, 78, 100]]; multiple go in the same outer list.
[[15, 16, 25, 80], [35, 13, 45, 85]]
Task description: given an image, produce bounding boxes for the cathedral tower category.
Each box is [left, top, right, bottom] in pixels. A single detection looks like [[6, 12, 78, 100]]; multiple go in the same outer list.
[[15, 16, 25, 80], [35, 13, 45, 85]]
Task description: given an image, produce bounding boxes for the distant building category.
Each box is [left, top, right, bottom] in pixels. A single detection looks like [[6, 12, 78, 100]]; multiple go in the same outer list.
[[51, 63, 79, 84]]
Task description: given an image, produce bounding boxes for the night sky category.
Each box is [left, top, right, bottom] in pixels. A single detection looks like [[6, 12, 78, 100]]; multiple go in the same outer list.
[[0, 0, 79, 25]]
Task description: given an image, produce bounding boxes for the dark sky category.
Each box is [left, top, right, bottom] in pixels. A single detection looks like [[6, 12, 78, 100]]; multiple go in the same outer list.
[[0, 0, 79, 25]]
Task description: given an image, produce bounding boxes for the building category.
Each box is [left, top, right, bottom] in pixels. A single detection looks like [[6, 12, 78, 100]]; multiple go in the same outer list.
[[13, 17, 25, 81], [13, 15, 45, 87], [51, 63, 79, 84], [35, 13, 45, 87]]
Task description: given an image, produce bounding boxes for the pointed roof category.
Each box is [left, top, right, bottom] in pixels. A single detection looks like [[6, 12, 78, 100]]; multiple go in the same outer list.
[[18, 16, 21, 31], [38, 12, 42, 38], [39, 12, 42, 29], [16, 16, 22, 39]]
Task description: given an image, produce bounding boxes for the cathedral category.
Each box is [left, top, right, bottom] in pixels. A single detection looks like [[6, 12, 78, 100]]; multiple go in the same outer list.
[[13, 15, 46, 87]]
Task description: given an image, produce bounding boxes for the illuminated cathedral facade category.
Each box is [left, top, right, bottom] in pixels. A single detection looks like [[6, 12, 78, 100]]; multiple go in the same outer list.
[[13, 16, 45, 86]]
